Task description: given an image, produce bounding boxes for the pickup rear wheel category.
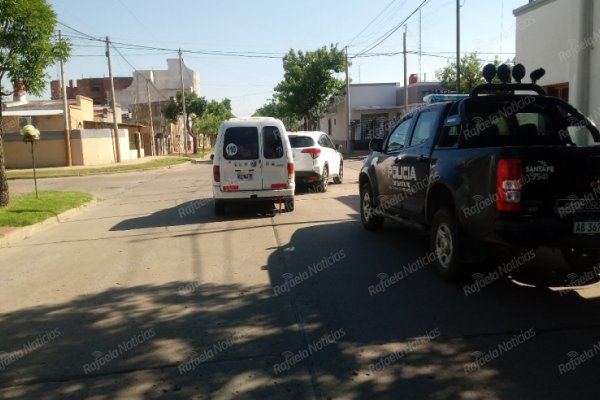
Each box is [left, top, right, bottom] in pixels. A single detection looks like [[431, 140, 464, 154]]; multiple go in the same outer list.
[[360, 183, 384, 231], [561, 247, 600, 273], [431, 208, 463, 282]]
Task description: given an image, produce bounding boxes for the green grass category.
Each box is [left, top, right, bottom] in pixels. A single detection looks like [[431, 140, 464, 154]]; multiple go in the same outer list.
[[6, 157, 189, 179], [0, 191, 94, 227]]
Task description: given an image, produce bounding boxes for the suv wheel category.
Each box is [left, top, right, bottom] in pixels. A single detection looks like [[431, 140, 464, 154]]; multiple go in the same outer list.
[[317, 166, 329, 192], [431, 208, 463, 282], [360, 183, 384, 230], [561, 247, 600, 273], [333, 162, 343, 184]]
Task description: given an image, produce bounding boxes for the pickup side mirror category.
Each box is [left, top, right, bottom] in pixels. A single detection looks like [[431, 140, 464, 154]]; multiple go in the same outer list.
[[369, 138, 384, 152]]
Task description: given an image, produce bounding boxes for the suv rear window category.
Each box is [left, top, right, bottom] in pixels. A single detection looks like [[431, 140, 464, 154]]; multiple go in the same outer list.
[[223, 127, 259, 160], [289, 136, 315, 148], [461, 96, 600, 148]]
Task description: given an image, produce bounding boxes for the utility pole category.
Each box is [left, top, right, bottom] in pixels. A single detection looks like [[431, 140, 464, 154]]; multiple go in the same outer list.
[[146, 81, 156, 156], [59, 30, 72, 166], [419, 9, 422, 82], [345, 46, 351, 153], [106, 36, 121, 162], [456, 0, 461, 93], [179, 48, 188, 156], [403, 26, 408, 115]]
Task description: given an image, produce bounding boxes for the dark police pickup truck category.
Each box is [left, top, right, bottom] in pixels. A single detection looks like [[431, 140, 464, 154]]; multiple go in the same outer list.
[[359, 64, 600, 282]]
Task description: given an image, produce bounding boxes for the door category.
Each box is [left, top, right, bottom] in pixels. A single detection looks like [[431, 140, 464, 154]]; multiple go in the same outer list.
[[398, 108, 442, 219], [373, 117, 414, 213], [319, 134, 340, 176], [220, 126, 261, 191], [261, 125, 289, 190]]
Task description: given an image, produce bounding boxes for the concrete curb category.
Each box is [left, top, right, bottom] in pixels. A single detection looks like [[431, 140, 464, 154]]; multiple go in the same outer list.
[[0, 198, 97, 248]]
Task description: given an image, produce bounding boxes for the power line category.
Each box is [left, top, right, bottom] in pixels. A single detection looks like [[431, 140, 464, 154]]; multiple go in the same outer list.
[[353, 0, 431, 58], [346, 0, 399, 47]]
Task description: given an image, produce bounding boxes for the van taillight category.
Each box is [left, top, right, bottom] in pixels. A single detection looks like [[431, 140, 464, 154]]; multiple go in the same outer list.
[[496, 159, 522, 211], [287, 162, 294, 179], [301, 148, 321, 159], [213, 165, 220, 182]]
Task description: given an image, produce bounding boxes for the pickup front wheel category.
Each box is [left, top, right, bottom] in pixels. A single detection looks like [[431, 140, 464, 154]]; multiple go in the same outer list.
[[431, 208, 463, 282], [360, 183, 384, 231]]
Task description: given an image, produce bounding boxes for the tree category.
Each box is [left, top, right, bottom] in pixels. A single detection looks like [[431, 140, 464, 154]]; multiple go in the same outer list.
[[0, 0, 71, 207], [435, 52, 487, 93], [162, 90, 207, 152], [274, 45, 346, 130], [194, 99, 234, 149], [253, 98, 300, 131]]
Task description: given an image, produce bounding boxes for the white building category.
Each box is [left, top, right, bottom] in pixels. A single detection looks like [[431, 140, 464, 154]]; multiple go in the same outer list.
[[320, 81, 446, 150], [513, 0, 600, 124], [116, 59, 200, 113]]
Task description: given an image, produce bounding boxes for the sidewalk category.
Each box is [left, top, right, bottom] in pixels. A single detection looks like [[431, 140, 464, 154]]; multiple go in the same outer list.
[[6, 155, 175, 174]]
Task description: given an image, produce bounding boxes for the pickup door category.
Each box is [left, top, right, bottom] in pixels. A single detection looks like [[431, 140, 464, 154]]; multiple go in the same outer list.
[[396, 106, 446, 221]]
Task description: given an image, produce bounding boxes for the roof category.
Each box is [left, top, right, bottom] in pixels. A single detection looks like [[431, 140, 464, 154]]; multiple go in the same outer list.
[[2, 109, 63, 117], [513, 0, 556, 16], [288, 131, 326, 138]]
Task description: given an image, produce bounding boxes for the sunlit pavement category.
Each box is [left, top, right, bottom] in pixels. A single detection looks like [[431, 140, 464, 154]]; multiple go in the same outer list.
[[1, 159, 600, 399]]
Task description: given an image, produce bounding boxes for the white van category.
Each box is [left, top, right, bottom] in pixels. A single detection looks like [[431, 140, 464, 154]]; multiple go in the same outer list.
[[212, 117, 295, 215]]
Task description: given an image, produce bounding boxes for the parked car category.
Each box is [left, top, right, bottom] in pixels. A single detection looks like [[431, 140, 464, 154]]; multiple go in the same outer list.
[[212, 117, 295, 215], [289, 131, 343, 192], [359, 64, 600, 282]]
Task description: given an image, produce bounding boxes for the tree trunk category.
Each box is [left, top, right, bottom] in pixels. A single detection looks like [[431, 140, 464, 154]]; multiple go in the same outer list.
[[0, 100, 9, 207]]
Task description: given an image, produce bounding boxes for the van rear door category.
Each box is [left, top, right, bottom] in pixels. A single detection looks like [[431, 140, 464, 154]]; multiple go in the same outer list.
[[261, 125, 289, 190], [220, 126, 262, 191]]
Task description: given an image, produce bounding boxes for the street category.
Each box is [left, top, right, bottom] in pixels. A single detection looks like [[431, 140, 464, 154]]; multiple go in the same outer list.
[[2, 158, 600, 399]]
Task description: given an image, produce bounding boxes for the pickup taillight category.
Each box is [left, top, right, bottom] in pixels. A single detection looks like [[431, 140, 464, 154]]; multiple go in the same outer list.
[[496, 159, 522, 211], [301, 148, 321, 159], [213, 165, 220, 182]]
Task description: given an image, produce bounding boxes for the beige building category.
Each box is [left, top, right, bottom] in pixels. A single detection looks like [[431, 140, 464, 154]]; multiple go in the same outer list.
[[2, 94, 141, 168], [513, 0, 600, 124]]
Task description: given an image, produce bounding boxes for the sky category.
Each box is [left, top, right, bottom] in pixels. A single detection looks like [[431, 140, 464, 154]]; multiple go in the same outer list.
[[43, 0, 527, 117]]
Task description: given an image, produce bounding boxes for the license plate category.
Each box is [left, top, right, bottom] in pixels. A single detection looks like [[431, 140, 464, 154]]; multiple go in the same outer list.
[[237, 173, 253, 181], [574, 221, 600, 234]]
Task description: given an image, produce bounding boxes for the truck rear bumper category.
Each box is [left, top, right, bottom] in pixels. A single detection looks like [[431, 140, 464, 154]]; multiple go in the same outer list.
[[491, 217, 600, 248]]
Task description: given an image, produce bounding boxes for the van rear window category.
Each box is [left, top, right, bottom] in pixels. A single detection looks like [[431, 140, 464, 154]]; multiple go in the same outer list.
[[223, 127, 259, 160], [263, 126, 284, 159]]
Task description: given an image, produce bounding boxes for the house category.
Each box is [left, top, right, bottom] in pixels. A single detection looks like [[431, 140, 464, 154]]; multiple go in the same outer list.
[[2, 92, 140, 168], [320, 79, 447, 150], [50, 77, 133, 105], [513, 0, 600, 124]]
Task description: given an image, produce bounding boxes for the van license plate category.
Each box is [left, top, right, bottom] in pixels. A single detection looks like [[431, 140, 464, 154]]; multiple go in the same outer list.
[[237, 173, 253, 181], [574, 221, 600, 234]]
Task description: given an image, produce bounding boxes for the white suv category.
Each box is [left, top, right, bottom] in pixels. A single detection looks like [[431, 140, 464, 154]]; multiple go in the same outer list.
[[289, 131, 343, 192], [212, 117, 295, 214]]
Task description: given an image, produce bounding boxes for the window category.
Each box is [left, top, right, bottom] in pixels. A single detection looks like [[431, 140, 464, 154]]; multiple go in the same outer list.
[[386, 118, 412, 152], [438, 125, 459, 148], [409, 110, 438, 146], [223, 127, 259, 160], [263, 126, 284, 159], [289, 136, 315, 148], [545, 83, 569, 102], [319, 135, 334, 149]]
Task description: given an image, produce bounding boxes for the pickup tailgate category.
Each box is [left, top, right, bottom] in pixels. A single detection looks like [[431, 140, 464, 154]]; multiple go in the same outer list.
[[512, 147, 600, 219]]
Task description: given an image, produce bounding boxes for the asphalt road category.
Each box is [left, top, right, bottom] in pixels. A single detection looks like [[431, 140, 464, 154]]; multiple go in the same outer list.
[[1, 159, 600, 399]]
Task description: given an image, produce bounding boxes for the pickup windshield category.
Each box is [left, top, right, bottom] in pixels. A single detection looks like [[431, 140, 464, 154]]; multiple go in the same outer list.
[[460, 96, 600, 148]]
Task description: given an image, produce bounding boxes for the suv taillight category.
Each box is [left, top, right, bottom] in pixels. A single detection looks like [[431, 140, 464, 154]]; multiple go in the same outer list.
[[213, 165, 220, 182], [287, 162, 294, 179], [301, 148, 321, 159], [496, 159, 522, 211]]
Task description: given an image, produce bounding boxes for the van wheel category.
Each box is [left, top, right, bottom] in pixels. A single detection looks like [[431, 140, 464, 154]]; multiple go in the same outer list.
[[214, 200, 225, 216], [561, 247, 600, 273], [431, 208, 463, 282], [360, 183, 384, 231], [333, 162, 343, 184], [284, 198, 295, 212]]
